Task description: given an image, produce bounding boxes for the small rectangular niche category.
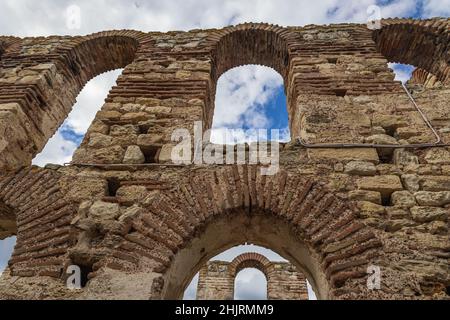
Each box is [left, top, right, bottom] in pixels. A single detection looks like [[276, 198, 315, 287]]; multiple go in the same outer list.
[[138, 124, 151, 134], [327, 57, 338, 64], [141, 146, 161, 163], [107, 178, 121, 197], [334, 89, 348, 97]]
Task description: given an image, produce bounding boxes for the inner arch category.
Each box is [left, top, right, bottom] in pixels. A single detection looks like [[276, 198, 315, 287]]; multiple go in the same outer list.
[[161, 210, 330, 300]]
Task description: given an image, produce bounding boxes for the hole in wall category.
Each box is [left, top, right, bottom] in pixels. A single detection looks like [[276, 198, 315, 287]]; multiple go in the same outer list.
[[388, 63, 415, 84], [333, 89, 347, 97], [376, 148, 395, 164], [141, 146, 161, 163], [381, 194, 392, 207], [79, 263, 94, 288], [327, 57, 338, 64], [107, 178, 121, 197]]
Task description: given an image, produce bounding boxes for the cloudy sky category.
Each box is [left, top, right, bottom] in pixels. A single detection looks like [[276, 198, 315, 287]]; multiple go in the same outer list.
[[1, 0, 449, 299]]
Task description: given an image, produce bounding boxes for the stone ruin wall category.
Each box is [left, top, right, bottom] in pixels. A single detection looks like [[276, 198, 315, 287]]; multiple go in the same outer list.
[[0, 18, 449, 300], [196, 253, 309, 300]]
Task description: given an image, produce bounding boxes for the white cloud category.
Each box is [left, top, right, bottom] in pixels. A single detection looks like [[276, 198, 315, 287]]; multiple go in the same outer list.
[[388, 63, 415, 83], [0, 0, 428, 37], [32, 129, 78, 166], [423, 0, 450, 17], [213, 65, 283, 129], [235, 268, 267, 300], [183, 273, 199, 300]]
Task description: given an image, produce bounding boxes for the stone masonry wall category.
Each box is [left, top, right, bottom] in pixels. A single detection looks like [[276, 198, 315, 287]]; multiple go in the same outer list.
[[0, 18, 449, 300]]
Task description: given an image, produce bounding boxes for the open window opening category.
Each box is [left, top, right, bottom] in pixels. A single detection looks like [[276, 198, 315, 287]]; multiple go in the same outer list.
[[32, 69, 123, 167], [211, 65, 291, 145]]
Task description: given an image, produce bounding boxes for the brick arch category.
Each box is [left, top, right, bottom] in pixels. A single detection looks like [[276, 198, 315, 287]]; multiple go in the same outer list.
[[410, 67, 443, 88], [100, 166, 383, 300], [54, 30, 146, 89], [229, 252, 273, 279], [204, 23, 297, 128], [0, 31, 148, 172], [207, 23, 296, 83], [0, 168, 76, 278], [373, 18, 450, 84]]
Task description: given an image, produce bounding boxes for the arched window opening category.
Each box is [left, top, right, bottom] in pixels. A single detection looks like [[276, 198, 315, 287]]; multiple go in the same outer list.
[[373, 21, 449, 86], [210, 65, 290, 144], [32, 69, 123, 166], [0, 236, 16, 278], [182, 244, 317, 300], [234, 268, 267, 300]]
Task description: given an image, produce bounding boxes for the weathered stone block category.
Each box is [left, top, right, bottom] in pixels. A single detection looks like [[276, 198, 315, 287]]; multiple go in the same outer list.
[[110, 124, 139, 136], [391, 191, 417, 208], [116, 185, 148, 203], [414, 191, 450, 206], [89, 201, 121, 220], [424, 148, 450, 164], [88, 133, 113, 148], [348, 190, 382, 204], [356, 201, 385, 217], [357, 175, 403, 198], [365, 134, 399, 145], [307, 148, 379, 163], [420, 176, 450, 191], [121, 112, 149, 123], [158, 145, 174, 163], [393, 149, 419, 166], [123, 146, 145, 164], [402, 174, 420, 192], [410, 207, 448, 223], [97, 110, 122, 121], [344, 161, 376, 176], [372, 114, 408, 130], [137, 134, 163, 147]]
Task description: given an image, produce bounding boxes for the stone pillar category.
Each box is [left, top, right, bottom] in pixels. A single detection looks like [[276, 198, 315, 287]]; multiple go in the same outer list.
[[197, 262, 234, 300]]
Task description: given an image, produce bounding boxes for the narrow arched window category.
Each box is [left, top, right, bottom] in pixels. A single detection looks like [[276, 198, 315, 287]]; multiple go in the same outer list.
[[211, 65, 290, 144], [33, 69, 122, 166]]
